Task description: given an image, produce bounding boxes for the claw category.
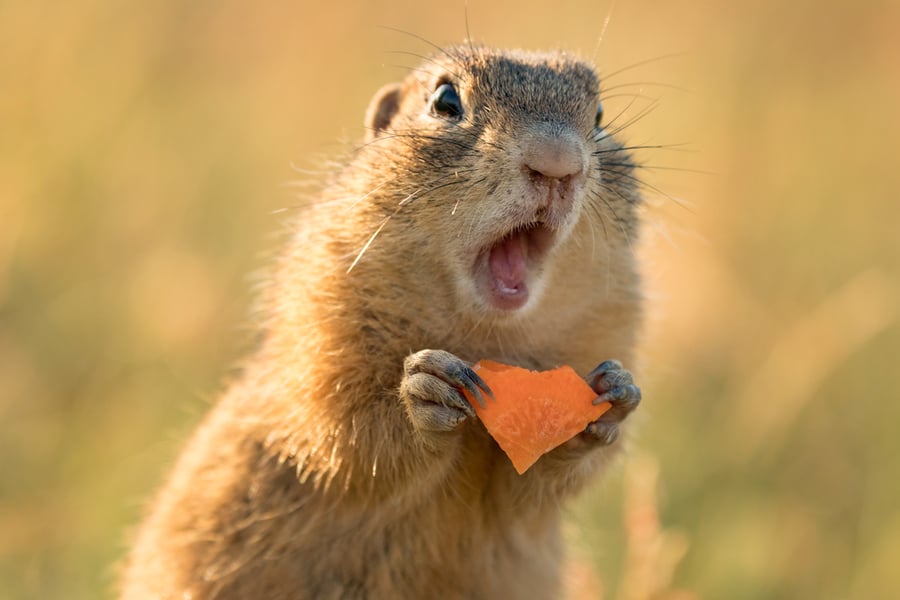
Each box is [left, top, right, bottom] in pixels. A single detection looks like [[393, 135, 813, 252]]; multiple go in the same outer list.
[[587, 359, 635, 396], [595, 384, 642, 409], [402, 349, 493, 425], [591, 359, 622, 375], [461, 368, 493, 408], [583, 358, 642, 440], [451, 388, 477, 418], [585, 421, 620, 445]]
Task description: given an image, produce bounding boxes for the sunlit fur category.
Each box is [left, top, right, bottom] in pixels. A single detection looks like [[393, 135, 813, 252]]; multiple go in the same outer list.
[[121, 45, 643, 599]]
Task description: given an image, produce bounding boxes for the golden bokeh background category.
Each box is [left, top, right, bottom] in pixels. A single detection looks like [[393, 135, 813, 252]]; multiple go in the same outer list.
[[2, 1, 899, 598]]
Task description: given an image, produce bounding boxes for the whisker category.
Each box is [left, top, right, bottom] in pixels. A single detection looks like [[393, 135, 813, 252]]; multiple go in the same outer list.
[[602, 99, 660, 139], [592, 142, 692, 155], [380, 27, 461, 64], [379, 30, 466, 80], [585, 191, 610, 244], [600, 53, 687, 81], [591, 1, 616, 64], [287, 163, 332, 177], [600, 80, 689, 94], [400, 177, 470, 207], [460, 309, 490, 345], [349, 180, 392, 211], [387, 64, 443, 80], [601, 161, 715, 176], [602, 165, 694, 212], [356, 129, 481, 155], [491, 318, 505, 356], [346, 173, 471, 273], [383, 49, 452, 71], [594, 184, 636, 256], [587, 200, 598, 261], [347, 212, 395, 274], [600, 92, 658, 103], [464, 4, 476, 50], [595, 94, 645, 136]]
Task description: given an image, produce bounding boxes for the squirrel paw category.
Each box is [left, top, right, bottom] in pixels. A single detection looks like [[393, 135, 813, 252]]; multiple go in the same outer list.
[[400, 349, 493, 432], [581, 359, 641, 446]]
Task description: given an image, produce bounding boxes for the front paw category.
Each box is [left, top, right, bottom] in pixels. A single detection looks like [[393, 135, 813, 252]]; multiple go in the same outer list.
[[400, 349, 493, 432], [582, 359, 641, 445]]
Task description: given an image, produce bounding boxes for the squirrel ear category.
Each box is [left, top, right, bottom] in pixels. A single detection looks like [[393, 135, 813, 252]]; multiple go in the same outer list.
[[364, 82, 403, 141]]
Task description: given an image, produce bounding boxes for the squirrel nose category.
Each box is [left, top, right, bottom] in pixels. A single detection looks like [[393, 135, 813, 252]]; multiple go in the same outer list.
[[522, 132, 585, 181]]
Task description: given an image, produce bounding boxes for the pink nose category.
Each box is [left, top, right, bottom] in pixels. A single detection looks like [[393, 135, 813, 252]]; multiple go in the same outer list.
[[522, 133, 585, 181]]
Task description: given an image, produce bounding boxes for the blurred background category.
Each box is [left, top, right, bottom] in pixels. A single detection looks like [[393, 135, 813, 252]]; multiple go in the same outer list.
[[2, 0, 898, 598]]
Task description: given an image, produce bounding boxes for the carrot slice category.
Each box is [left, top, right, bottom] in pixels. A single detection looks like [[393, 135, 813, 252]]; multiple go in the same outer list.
[[463, 360, 611, 474]]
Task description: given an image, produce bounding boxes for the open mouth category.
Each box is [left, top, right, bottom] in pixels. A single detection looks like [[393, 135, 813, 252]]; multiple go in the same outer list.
[[476, 222, 556, 311]]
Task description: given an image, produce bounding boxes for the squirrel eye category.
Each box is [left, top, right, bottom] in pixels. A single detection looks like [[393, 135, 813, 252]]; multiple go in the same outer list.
[[594, 101, 604, 128], [431, 83, 463, 119]]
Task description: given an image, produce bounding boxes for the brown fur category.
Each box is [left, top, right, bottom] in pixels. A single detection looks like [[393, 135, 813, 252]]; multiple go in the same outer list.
[[121, 45, 643, 599]]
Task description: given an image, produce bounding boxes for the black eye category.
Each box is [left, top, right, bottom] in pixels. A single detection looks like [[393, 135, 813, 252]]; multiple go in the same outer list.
[[594, 101, 604, 128], [431, 83, 463, 119]]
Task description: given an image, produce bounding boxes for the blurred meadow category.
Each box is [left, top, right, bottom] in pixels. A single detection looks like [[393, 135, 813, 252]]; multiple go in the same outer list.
[[2, 0, 899, 598]]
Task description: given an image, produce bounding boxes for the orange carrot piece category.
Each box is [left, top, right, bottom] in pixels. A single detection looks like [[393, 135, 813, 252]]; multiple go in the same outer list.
[[463, 360, 611, 474]]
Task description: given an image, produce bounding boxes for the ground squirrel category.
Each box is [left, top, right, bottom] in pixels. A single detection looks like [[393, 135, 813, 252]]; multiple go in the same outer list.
[[121, 43, 644, 599]]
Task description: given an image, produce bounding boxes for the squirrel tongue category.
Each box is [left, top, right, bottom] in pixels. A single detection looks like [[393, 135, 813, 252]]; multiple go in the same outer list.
[[488, 232, 528, 293]]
